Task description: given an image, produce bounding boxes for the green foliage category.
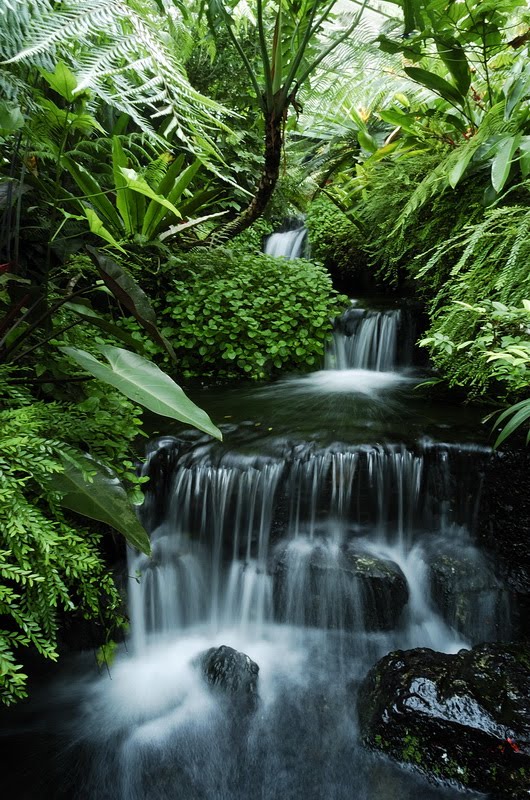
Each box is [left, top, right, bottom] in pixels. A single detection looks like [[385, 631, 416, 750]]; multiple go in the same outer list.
[[417, 196, 530, 395], [0, 372, 144, 704], [337, 151, 486, 290], [160, 248, 346, 380], [0, 0, 230, 158], [421, 299, 530, 444], [232, 218, 274, 255], [306, 194, 370, 288]]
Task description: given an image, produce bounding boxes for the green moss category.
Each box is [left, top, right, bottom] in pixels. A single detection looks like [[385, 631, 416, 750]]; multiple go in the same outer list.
[[401, 733, 423, 765]]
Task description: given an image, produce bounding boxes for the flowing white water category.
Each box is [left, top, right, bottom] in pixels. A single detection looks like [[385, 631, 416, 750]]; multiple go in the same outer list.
[[10, 298, 503, 800], [264, 226, 308, 258], [325, 309, 403, 372]]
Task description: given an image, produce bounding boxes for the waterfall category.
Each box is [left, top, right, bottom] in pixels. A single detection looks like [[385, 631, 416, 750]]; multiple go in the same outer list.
[[264, 226, 308, 259], [325, 304, 413, 372], [129, 438, 497, 651], [16, 297, 511, 800]]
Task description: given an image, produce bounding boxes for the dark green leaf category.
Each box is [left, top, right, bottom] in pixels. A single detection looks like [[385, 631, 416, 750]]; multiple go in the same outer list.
[[436, 39, 470, 97], [404, 67, 465, 105], [50, 451, 151, 555], [86, 247, 175, 359], [64, 301, 142, 350]]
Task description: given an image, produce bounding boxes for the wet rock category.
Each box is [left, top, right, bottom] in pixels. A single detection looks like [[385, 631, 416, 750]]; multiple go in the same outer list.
[[478, 441, 530, 637], [196, 645, 259, 711], [358, 642, 530, 798], [335, 306, 366, 336], [272, 545, 409, 631], [429, 553, 512, 641]]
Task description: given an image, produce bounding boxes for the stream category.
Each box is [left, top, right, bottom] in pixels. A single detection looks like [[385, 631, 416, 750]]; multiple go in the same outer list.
[[1, 231, 513, 799]]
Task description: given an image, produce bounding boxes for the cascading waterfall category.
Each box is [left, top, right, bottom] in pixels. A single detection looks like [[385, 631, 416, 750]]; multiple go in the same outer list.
[[7, 296, 512, 800]]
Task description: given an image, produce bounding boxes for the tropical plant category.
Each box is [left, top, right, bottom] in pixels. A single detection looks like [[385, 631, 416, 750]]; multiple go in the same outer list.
[[305, 194, 371, 290], [0, 0, 230, 157], [374, 0, 530, 225], [201, 0, 371, 242]]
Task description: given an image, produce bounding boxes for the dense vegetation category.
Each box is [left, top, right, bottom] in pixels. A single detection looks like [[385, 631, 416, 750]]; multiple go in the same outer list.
[[1, 0, 530, 701]]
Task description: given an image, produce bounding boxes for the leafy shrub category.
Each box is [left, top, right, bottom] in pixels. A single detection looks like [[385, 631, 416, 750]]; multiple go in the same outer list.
[[0, 289, 153, 704], [306, 195, 371, 290], [350, 152, 487, 292], [160, 248, 346, 380]]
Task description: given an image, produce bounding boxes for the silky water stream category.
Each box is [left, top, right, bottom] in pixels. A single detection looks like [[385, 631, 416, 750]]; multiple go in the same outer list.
[[2, 234, 514, 800]]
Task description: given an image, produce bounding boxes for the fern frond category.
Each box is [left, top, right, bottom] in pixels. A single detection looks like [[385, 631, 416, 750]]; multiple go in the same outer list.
[[1, 0, 232, 160]]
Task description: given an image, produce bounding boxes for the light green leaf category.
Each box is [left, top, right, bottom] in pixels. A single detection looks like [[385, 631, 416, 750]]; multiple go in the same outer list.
[[0, 101, 24, 135], [142, 157, 199, 239], [112, 136, 142, 236], [120, 167, 182, 222], [83, 208, 127, 253], [60, 345, 222, 440], [491, 134, 521, 193], [39, 61, 78, 103], [357, 129, 378, 153], [50, 451, 151, 555], [448, 146, 476, 188]]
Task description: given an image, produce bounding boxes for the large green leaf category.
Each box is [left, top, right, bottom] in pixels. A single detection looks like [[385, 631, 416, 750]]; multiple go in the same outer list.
[[86, 247, 175, 358], [39, 61, 78, 103], [50, 451, 151, 555], [60, 345, 223, 440], [404, 67, 465, 105], [119, 167, 182, 222], [84, 208, 127, 253], [436, 39, 470, 97], [379, 108, 420, 134], [0, 101, 24, 135], [142, 158, 199, 239], [491, 134, 521, 192]]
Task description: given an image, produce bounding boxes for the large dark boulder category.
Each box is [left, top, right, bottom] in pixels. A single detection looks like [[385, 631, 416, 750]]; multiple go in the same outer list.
[[429, 553, 512, 641], [273, 545, 409, 631], [358, 642, 530, 798], [196, 645, 259, 711]]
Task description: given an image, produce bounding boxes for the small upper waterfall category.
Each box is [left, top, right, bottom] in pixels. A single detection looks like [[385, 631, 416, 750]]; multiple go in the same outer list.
[[264, 225, 308, 259], [325, 303, 414, 372]]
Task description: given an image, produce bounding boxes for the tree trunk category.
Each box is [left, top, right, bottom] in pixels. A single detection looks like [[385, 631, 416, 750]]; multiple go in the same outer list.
[[207, 107, 284, 246]]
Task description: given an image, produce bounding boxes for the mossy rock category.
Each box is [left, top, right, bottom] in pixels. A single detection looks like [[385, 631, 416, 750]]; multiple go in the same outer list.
[[358, 642, 530, 798]]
